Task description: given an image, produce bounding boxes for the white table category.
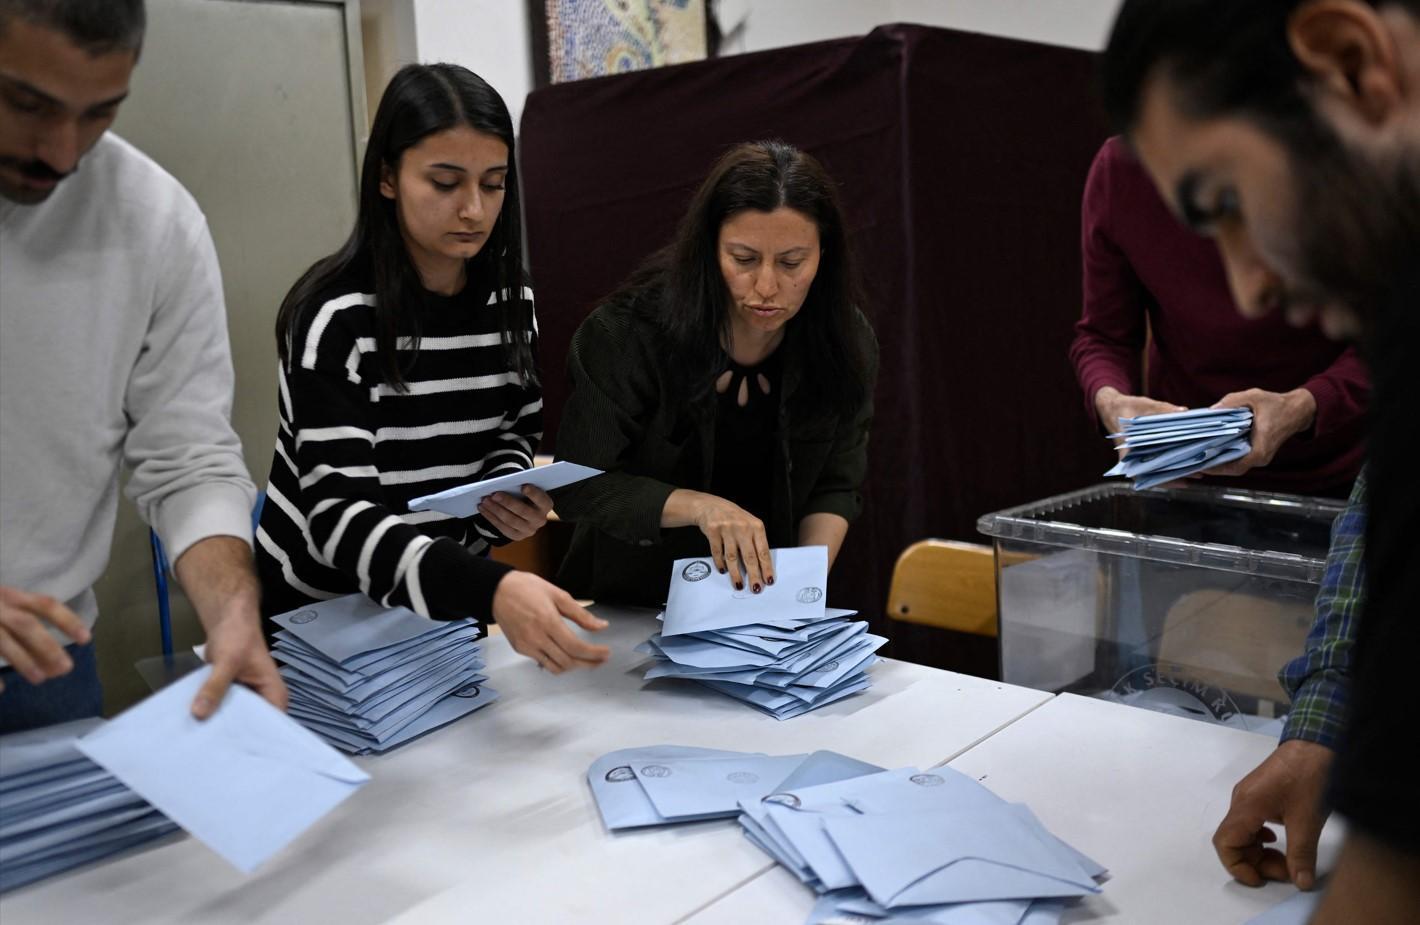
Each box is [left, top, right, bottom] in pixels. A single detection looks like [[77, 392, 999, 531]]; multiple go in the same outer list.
[[683, 693, 1344, 924], [0, 607, 1052, 925]]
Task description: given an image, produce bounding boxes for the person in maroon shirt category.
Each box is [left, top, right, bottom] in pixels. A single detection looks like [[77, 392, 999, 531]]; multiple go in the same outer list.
[[1069, 136, 1367, 497]]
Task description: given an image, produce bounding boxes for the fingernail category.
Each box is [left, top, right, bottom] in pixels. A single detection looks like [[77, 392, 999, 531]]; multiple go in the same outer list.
[[734, 582, 743, 591], [752, 584, 761, 594], [718, 567, 727, 574], [596, 619, 609, 627], [193, 697, 212, 716], [1296, 872, 1314, 891], [766, 576, 775, 586]]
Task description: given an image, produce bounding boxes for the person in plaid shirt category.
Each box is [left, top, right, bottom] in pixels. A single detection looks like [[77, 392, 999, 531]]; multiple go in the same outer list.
[[1209, 472, 1366, 891]]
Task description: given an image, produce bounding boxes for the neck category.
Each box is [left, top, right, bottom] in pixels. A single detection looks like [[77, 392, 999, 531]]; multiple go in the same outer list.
[[408, 247, 466, 296], [724, 318, 785, 366]]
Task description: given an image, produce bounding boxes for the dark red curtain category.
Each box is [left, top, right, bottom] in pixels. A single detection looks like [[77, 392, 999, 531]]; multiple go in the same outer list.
[[519, 24, 1117, 670]]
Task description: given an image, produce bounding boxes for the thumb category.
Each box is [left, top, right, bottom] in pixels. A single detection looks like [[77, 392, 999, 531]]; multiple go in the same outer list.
[[558, 596, 608, 632], [191, 659, 237, 720], [1284, 811, 1323, 890]]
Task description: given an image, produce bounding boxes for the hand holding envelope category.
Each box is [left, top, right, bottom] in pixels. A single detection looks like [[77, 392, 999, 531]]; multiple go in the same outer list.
[[75, 667, 368, 874], [1104, 407, 1254, 490]]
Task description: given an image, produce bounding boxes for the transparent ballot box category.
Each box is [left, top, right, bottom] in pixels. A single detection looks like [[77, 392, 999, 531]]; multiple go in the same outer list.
[[977, 483, 1346, 730]]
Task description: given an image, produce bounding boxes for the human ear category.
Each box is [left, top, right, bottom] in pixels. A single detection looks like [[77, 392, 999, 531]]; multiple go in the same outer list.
[[1289, 0, 1401, 124], [379, 160, 398, 200]]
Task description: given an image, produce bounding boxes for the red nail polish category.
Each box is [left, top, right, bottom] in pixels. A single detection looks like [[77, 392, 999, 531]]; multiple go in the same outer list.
[[766, 576, 775, 586], [734, 582, 743, 591], [752, 584, 761, 593]]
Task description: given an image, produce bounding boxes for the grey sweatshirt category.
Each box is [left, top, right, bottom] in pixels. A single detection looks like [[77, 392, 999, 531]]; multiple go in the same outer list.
[[0, 133, 255, 637]]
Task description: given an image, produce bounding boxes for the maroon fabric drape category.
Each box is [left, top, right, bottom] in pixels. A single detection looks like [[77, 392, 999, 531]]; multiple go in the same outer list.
[[519, 24, 1116, 670]]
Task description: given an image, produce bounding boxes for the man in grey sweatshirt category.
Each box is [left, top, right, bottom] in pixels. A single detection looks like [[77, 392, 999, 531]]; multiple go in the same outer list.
[[0, 0, 286, 731]]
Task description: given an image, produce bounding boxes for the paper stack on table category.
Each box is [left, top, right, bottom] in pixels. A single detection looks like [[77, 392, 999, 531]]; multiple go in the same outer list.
[[585, 745, 1107, 924], [270, 593, 497, 754], [1105, 407, 1252, 490], [0, 718, 178, 894], [76, 666, 369, 874], [635, 546, 885, 720]]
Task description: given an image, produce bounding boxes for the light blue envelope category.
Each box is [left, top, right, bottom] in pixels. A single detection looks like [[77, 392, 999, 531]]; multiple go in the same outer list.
[[0, 767, 118, 821], [76, 666, 369, 873], [632, 753, 808, 820], [820, 888, 1037, 925], [651, 632, 783, 669], [1132, 440, 1250, 490], [0, 812, 179, 895], [587, 745, 760, 831], [271, 593, 476, 666], [823, 805, 1101, 906], [340, 684, 500, 754], [1118, 408, 1252, 427], [662, 546, 829, 637], [408, 460, 603, 518], [1244, 889, 1322, 925], [0, 717, 104, 781], [0, 785, 147, 843]]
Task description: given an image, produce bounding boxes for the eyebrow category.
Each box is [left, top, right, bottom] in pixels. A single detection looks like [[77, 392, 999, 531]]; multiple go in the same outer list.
[[426, 162, 508, 174], [0, 73, 128, 112], [724, 242, 812, 256]]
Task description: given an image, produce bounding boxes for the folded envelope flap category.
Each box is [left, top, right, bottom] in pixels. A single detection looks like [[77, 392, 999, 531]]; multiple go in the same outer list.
[[81, 669, 370, 788], [822, 807, 1101, 905], [587, 745, 760, 786]]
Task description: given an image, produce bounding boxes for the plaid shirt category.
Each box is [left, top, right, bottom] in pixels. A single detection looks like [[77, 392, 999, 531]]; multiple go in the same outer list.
[[1279, 471, 1367, 749]]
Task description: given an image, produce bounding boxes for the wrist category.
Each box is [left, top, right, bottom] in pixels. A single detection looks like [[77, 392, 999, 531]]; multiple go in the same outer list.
[[1094, 386, 1121, 420], [1286, 387, 1318, 435]]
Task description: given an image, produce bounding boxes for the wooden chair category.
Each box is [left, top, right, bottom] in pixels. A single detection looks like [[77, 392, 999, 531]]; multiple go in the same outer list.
[[886, 540, 998, 638]]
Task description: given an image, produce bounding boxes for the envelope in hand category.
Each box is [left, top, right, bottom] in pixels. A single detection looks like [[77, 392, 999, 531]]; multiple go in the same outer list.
[[77, 666, 370, 873], [662, 546, 829, 637], [587, 745, 757, 831], [407, 460, 603, 518], [823, 804, 1101, 906]]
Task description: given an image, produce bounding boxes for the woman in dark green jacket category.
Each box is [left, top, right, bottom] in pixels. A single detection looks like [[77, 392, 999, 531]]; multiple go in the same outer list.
[[553, 140, 878, 607]]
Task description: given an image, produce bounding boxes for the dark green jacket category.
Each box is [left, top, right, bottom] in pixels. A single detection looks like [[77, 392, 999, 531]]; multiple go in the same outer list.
[[552, 295, 877, 606]]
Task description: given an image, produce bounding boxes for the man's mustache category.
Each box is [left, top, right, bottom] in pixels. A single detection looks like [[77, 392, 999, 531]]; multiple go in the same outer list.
[[0, 156, 70, 182]]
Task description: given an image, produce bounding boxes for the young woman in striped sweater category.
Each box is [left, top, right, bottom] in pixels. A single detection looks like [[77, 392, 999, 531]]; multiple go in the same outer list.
[[256, 64, 608, 675]]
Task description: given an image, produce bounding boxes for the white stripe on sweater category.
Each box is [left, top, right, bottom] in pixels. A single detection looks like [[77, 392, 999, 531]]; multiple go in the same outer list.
[[302, 292, 376, 370]]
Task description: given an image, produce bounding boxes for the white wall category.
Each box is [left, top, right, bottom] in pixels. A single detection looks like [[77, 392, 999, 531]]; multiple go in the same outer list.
[[717, 0, 1124, 54], [412, 0, 536, 131]]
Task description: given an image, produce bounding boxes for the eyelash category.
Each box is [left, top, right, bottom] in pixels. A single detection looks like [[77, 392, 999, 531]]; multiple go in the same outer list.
[[431, 181, 506, 193], [733, 257, 803, 269]]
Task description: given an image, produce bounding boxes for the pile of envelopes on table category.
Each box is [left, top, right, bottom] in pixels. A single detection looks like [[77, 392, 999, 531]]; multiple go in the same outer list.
[[636, 546, 886, 720], [0, 718, 178, 893], [271, 593, 497, 754], [1105, 407, 1253, 490], [587, 746, 1107, 925]]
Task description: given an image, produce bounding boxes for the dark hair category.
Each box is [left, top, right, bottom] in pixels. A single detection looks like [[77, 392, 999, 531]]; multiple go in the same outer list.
[[1102, 0, 1418, 138], [621, 140, 871, 413], [0, 0, 144, 52], [275, 63, 533, 389]]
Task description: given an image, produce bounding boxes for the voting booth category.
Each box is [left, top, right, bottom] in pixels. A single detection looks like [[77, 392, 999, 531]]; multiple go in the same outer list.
[[978, 484, 1344, 730]]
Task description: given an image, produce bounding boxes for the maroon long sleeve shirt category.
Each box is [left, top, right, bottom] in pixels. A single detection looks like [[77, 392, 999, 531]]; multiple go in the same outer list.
[[1069, 137, 1367, 497]]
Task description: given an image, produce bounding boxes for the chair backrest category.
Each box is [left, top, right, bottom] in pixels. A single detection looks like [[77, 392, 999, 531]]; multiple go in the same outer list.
[[150, 491, 267, 657], [886, 540, 998, 637]]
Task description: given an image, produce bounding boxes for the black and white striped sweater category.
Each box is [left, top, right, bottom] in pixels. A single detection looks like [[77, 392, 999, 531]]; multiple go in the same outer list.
[[256, 268, 539, 622]]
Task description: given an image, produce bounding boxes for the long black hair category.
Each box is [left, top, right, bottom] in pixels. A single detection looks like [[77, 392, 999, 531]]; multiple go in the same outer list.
[[622, 140, 871, 414], [275, 63, 533, 389]]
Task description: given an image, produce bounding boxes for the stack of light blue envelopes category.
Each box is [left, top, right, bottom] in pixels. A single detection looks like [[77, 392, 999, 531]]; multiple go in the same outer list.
[[1105, 407, 1252, 490], [636, 546, 886, 720], [270, 593, 497, 754], [585, 746, 1107, 924], [0, 719, 178, 894]]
